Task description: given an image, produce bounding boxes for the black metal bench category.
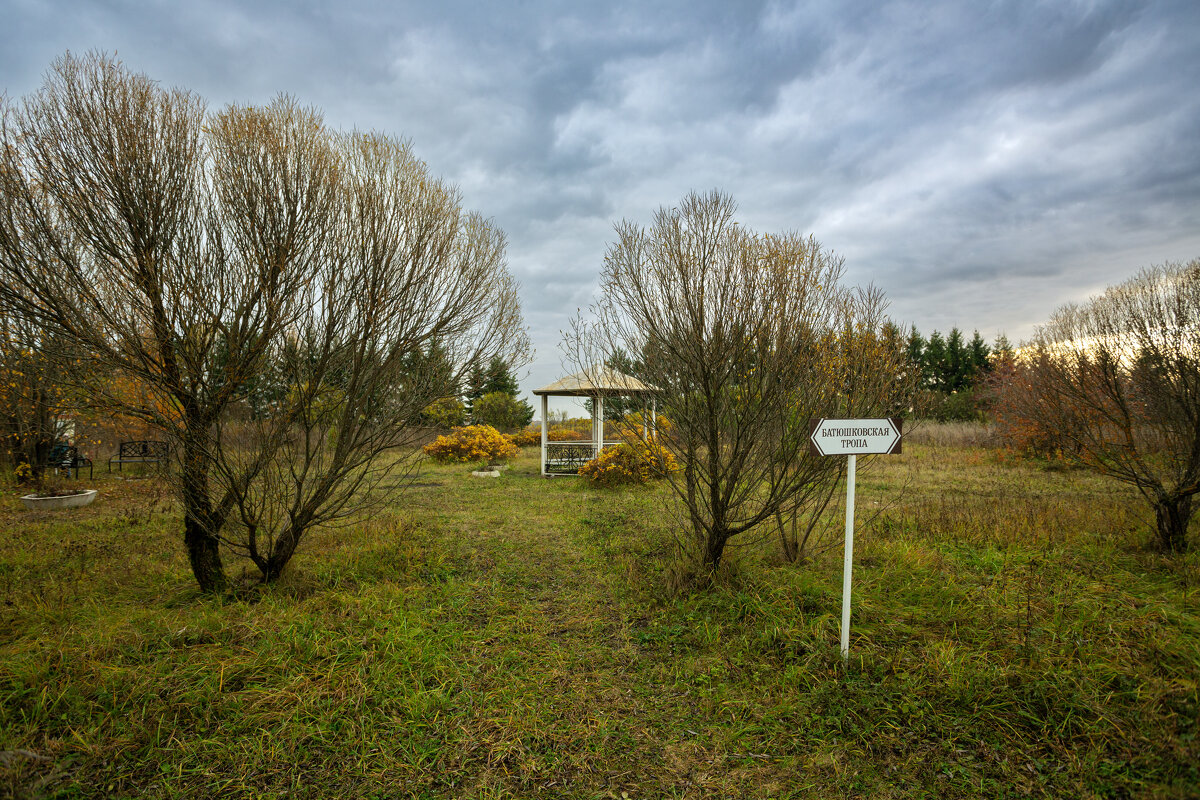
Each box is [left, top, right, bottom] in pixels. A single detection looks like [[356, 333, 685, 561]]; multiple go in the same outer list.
[[108, 440, 170, 472], [44, 444, 93, 480]]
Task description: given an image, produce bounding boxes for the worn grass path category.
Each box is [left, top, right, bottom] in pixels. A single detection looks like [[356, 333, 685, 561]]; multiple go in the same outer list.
[[392, 462, 745, 797]]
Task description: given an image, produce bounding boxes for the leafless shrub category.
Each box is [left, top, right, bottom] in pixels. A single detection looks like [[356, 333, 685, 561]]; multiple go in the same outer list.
[[1000, 261, 1200, 552], [567, 190, 913, 576]]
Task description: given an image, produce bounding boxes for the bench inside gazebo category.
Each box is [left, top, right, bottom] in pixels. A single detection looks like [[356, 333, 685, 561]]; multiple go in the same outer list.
[[532, 366, 656, 476]]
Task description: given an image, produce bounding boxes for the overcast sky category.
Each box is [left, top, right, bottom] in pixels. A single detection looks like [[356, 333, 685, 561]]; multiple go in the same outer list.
[[4, 0, 1199, 398]]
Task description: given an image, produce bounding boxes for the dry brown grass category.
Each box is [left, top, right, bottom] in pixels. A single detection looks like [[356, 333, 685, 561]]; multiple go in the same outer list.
[[903, 419, 995, 449]]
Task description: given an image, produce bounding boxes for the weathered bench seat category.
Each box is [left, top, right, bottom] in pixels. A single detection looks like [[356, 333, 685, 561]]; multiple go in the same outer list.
[[108, 440, 170, 472]]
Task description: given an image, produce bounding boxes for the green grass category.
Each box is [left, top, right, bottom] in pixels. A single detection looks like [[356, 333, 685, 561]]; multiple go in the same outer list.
[[1, 436, 1197, 798]]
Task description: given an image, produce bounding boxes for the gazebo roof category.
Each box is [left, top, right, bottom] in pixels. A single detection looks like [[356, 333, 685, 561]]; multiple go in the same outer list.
[[532, 366, 656, 397]]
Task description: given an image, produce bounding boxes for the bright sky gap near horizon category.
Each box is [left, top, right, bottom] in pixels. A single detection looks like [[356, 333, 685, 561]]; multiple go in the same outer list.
[[3, 1, 1198, 406]]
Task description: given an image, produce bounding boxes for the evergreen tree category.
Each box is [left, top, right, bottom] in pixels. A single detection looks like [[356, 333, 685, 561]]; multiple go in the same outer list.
[[400, 341, 458, 397], [906, 327, 926, 383], [465, 356, 530, 426], [482, 355, 521, 397], [907, 325, 999, 420], [945, 327, 966, 391], [465, 362, 487, 399], [968, 330, 991, 377], [992, 334, 1013, 358], [924, 330, 947, 391], [881, 321, 905, 350], [463, 360, 487, 417]]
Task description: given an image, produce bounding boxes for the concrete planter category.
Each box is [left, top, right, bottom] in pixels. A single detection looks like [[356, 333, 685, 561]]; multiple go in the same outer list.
[[471, 469, 501, 478], [20, 489, 98, 511]]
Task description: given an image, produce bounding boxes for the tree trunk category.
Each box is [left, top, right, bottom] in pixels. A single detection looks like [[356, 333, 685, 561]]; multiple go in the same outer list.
[[262, 527, 302, 583], [184, 513, 227, 593], [180, 431, 228, 593], [18, 436, 54, 481], [705, 528, 729, 571], [776, 510, 798, 563], [1155, 494, 1193, 553]]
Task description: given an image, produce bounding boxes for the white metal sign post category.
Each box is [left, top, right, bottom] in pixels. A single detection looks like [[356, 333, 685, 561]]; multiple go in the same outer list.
[[810, 418, 903, 662]]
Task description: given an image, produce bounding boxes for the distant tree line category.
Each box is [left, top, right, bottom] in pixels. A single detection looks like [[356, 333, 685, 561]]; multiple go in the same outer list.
[[905, 327, 1012, 420]]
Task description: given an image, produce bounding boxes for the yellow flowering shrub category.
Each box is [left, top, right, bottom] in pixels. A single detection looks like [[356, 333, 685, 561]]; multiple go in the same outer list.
[[615, 411, 672, 441], [500, 427, 590, 446], [12, 462, 33, 483], [544, 417, 592, 437], [510, 427, 541, 447], [494, 427, 588, 447], [578, 440, 678, 487], [423, 424, 520, 464]]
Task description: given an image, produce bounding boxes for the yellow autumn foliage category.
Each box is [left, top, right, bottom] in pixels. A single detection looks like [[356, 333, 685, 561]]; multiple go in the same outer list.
[[578, 440, 678, 487], [422, 424, 520, 464]]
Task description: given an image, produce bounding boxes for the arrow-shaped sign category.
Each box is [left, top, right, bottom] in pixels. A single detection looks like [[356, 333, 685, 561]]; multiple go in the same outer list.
[[809, 417, 902, 456]]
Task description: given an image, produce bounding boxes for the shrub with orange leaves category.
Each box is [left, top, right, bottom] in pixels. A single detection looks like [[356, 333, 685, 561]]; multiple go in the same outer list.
[[0, 325, 77, 477], [70, 369, 175, 460], [423, 424, 520, 464], [983, 351, 1078, 459]]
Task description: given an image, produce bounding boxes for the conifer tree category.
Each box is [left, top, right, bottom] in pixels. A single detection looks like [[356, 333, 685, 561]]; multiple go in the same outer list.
[[968, 330, 991, 376], [924, 330, 947, 391], [483, 355, 521, 397], [946, 327, 966, 391]]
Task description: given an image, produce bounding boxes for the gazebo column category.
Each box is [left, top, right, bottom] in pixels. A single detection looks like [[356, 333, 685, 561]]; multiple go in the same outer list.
[[540, 394, 548, 477], [594, 394, 604, 458]]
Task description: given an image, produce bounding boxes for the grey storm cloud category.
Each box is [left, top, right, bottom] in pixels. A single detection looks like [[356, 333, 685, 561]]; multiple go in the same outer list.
[[3, 0, 1199, 394]]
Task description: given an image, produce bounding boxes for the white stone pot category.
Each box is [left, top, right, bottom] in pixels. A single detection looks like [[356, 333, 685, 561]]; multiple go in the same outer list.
[[20, 489, 98, 511], [470, 469, 501, 478]]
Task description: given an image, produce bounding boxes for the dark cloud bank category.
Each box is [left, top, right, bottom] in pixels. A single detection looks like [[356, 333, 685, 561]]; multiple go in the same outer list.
[[4, 0, 1198, 394]]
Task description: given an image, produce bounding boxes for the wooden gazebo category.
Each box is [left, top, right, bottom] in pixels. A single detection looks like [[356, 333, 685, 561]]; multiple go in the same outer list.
[[532, 366, 657, 476]]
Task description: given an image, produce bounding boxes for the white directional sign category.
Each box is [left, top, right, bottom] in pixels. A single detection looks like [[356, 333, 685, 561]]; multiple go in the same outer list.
[[808, 416, 904, 663], [810, 417, 902, 456]]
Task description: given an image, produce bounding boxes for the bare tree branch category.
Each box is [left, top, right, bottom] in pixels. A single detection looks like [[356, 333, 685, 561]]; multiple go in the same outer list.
[[566, 190, 912, 576], [999, 260, 1200, 552], [0, 52, 530, 591]]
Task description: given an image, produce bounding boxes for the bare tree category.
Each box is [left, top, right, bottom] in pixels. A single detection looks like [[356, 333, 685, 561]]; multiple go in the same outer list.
[[568, 190, 911, 574], [0, 53, 528, 591], [1002, 261, 1199, 552]]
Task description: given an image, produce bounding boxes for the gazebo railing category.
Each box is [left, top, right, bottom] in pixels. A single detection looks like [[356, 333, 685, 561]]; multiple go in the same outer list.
[[543, 441, 595, 475], [542, 440, 628, 475]]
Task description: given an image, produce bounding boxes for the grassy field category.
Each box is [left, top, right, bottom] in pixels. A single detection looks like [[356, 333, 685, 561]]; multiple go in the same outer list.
[[1, 431, 1197, 798]]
